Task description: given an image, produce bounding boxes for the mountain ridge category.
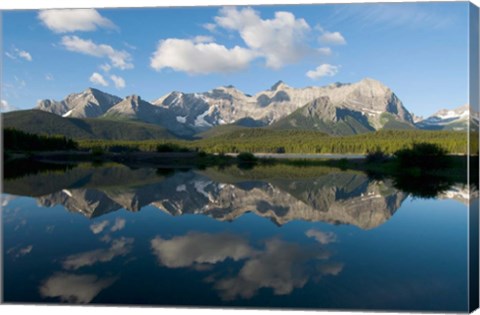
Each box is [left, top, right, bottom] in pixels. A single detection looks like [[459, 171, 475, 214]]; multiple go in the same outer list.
[[23, 78, 472, 137], [415, 104, 478, 131]]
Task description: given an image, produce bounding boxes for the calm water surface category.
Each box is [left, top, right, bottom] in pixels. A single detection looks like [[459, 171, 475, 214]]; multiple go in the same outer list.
[[1, 163, 471, 311]]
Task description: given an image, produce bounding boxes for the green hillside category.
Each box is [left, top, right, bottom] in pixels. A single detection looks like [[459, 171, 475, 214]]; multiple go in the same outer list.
[[191, 129, 467, 154], [2, 110, 175, 140]]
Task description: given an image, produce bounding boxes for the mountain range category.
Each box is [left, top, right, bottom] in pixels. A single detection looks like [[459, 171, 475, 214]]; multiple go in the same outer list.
[[5, 164, 475, 229], [4, 78, 476, 140], [3, 165, 407, 229]]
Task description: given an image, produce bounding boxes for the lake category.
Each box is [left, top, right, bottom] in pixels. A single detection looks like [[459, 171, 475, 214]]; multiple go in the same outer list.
[[1, 162, 473, 311]]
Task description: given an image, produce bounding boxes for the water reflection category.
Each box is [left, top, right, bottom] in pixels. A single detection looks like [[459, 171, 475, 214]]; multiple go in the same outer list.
[[3, 163, 414, 229], [150, 231, 342, 301], [40, 273, 116, 303], [1, 162, 472, 310]]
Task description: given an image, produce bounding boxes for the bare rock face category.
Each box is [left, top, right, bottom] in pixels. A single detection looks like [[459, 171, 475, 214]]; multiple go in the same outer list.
[[36, 88, 122, 118], [103, 94, 165, 124], [27, 167, 408, 230], [150, 78, 414, 135], [34, 78, 415, 136], [37, 189, 122, 218], [416, 104, 478, 131]]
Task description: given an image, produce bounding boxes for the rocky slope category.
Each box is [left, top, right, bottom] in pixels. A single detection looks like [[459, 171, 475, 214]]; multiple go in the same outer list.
[[32, 78, 416, 137], [10, 166, 408, 230], [269, 79, 416, 134], [152, 78, 414, 135], [416, 104, 479, 131], [36, 88, 122, 118]]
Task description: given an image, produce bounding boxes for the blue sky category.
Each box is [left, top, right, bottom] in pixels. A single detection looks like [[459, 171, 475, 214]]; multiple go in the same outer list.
[[1, 2, 470, 117]]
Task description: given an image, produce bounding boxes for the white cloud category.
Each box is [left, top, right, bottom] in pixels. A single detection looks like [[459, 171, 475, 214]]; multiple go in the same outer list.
[[193, 35, 215, 43], [212, 239, 337, 301], [38, 9, 116, 33], [1, 99, 17, 112], [317, 47, 332, 56], [90, 220, 109, 234], [305, 229, 337, 245], [110, 218, 126, 231], [61, 36, 133, 70], [319, 31, 346, 45], [151, 232, 255, 268], [18, 245, 33, 256], [150, 38, 255, 75], [17, 49, 32, 61], [110, 75, 126, 89], [306, 64, 339, 80], [62, 237, 133, 270], [150, 232, 343, 301], [123, 42, 137, 50], [214, 7, 311, 69], [7, 245, 33, 258], [1, 194, 17, 207], [45, 73, 54, 81], [5, 48, 32, 61], [89, 72, 109, 87], [203, 23, 217, 32], [5, 52, 16, 60], [39, 273, 116, 304], [100, 63, 112, 72]]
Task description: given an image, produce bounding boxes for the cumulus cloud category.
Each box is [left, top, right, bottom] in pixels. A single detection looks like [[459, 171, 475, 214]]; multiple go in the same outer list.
[[100, 63, 112, 72], [150, 39, 255, 74], [214, 7, 311, 69], [38, 9, 117, 33], [18, 245, 33, 256], [319, 31, 346, 45], [62, 237, 134, 270], [90, 220, 109, 234], [39, 273, 116, 303], [318, 262, 344, 276], [61, 36, 133, 70], [110, 75, 126, 89], [151, 7, 316, 74], [317, 47, 332, 56], [110, 218, 126, 231], [1, 99, 17, 112], [7, 245, 33, 258], [212, 239, 334, 301], [5, 52, 15, 60], [193, 35, 215, 43], [203, 23, 217, 32], [17, 50, 32, 61], [306, 64, 339, 80], [305, 229, 337, 245], [5, 48, 32, 61], [89, 72, 109, 87], [1, 194, 17, 207], [151, 232, 343, 301], [151, 232, 255, 268]]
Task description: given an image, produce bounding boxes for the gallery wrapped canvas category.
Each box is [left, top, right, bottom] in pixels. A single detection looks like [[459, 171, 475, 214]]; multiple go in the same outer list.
[[1, 1, 479, 313]]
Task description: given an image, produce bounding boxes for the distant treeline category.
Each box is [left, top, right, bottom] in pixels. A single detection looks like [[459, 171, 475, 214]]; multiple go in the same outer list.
[[195, 129, 470, 154], [77, 129, 473, 155], [80, 129, 470, 154], [4, 128, 78, 151], [3, 127, 474, 155]]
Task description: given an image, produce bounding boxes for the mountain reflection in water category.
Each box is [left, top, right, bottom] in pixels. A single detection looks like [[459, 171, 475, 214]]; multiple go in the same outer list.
[[2, 162, 472, 310], [3, 163, 412, 229]]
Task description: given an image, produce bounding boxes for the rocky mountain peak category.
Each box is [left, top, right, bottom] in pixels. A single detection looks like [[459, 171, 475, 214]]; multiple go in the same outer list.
[[126, 95, 141, 102], [270, 80, 289, 91], [415, 103, 476, 131], [356, 77, 391, 93], [85, 87, 100, 94], [33, 78, 422, 136]]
